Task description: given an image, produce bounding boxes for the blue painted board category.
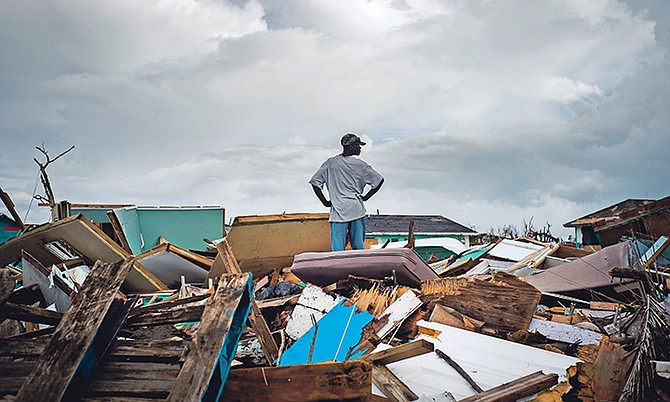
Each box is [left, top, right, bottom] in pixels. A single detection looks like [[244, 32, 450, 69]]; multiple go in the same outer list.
[[279, 300, 373, 366]]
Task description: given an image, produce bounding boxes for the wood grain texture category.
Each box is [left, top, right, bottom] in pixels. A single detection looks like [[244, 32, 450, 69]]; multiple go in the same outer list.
[[15, 259, 133, 402]]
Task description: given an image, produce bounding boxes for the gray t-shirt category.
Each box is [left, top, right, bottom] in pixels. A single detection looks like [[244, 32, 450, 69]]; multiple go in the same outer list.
[[310, 154, 384, 222]]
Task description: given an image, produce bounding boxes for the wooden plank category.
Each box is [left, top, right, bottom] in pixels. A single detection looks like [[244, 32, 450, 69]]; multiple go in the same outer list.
[[217, 212, 331, 279], [642, 236, 670, 269], [0, 337, 185, 363], [15, 259, 133, 402], [215, 240, 279, 363], [0, 301, 63, 326], [6, 283, 43, 306], [125, 303, 205, 327], [458, 371, 558, 402], [589, 301, 620, 311], [107, 209, 133, 253], [372, 363, 418, 401], [130, 292, 210, 315], [107, 338, 187, 362], [83, 361, 181, 398], [223, 361, 373, 402], [167, 273, 253, 402], [364, 339, 434, 365]]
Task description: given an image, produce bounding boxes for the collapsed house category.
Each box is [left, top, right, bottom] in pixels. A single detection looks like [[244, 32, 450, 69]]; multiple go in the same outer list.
[[0, 202, 669, 401], [564, 195, 670, 249]]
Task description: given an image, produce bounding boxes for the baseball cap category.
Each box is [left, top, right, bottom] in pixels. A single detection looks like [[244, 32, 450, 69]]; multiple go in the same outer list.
[[341, 133, 366, 146]]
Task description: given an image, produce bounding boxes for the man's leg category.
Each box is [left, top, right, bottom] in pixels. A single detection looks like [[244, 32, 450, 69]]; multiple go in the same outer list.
[[348, 217, 366, 250], [330, 221, 348, 251]]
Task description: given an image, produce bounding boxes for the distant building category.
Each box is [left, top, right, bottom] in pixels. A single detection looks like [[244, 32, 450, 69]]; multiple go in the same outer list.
[[564, 195, 670, 247], [365, 214, 479, 248], [0, 213, 22, 244]]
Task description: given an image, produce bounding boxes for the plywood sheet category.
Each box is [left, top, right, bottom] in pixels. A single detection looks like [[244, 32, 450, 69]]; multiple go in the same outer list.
[[214, 213, 331, 279]]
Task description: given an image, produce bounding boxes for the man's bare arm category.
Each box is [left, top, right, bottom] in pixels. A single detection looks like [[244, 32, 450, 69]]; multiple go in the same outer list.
[[362, 179, 384, 202], [312, 185, 332, 207]]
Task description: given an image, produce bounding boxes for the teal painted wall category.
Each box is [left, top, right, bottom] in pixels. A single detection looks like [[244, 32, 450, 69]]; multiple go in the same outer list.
[[76, 207, 225, 255], [134, 208, 224, 253], [114, 208, 142, 254], [71, 208, 112, 224], [114, 207, 225, 255]]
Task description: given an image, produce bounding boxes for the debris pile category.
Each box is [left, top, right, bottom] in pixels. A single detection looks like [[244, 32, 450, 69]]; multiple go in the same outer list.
[[0, 200, 669, 401]]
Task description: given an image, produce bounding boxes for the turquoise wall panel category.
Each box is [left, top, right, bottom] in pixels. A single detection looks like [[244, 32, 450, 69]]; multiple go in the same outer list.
[[71, 208, 111, 224], [113, 208, 142, 254], [135, 208, 224, 253]]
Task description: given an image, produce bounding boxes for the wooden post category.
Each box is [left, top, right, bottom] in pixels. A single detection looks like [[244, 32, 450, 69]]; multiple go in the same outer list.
[[406, 219, 416, 249]]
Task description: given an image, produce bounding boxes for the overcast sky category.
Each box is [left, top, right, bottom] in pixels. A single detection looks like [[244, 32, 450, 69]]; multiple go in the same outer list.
[[1, 0, 669, 239]]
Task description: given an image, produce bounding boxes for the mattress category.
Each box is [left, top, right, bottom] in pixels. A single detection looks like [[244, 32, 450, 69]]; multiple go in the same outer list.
[[290, 247, 438, 288]]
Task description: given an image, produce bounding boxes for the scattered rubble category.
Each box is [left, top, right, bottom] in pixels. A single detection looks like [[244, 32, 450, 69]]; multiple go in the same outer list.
[[0, 197, 669, 401]]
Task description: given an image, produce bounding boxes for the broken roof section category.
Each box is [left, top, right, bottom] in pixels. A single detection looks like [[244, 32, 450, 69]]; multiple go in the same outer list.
[[564, 195, 670, 247], [524, 240, 640, 293], [71, 204, 225, 255], [0, 214, 166, 293]]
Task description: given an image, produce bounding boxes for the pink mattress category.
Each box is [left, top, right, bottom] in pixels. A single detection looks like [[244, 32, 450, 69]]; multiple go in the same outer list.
[[290, 248, 438, 288]]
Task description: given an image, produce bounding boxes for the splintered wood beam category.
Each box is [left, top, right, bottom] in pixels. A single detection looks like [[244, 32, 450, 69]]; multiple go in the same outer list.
[[223, 361, 373, 402], [215, 239, 279, 363], [167, 273, 253, 402], [458, 371, 558, 402], [364, 339, 434, 365], [0, 302, 63, 326], [15, 259, 134, 402], [421, 272, 541, 333], [372, 363, 419, 401]]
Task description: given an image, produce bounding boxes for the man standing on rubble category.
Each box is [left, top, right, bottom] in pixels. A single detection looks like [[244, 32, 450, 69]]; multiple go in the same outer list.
[[310, 133, 384, 251]]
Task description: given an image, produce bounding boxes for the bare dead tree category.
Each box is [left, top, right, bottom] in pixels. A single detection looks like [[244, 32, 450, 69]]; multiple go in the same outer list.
[[33, 144, 75, 205]]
